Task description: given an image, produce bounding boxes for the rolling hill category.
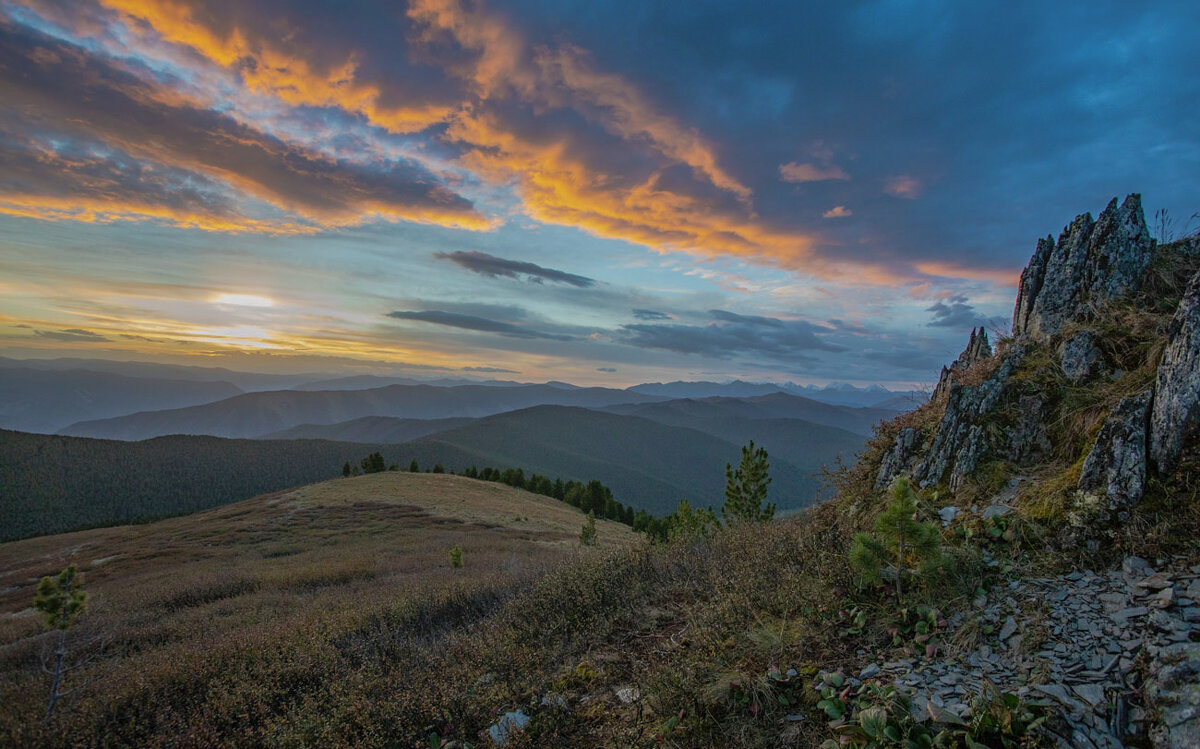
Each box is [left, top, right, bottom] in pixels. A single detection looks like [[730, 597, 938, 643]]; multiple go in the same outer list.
[[258, 415, 475, 442], [604, 392, 895, 436], [0, 367, 242, 433], [59, 383, 667, 440], [0, 472, 637, 746], [390, 405, 828, 516], [0, 429, 405, 541]]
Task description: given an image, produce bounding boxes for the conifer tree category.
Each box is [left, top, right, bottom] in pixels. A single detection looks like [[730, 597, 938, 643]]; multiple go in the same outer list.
[[849, 476, 941, 601], [669, 499, 719, 540], [579, 510, 598, 546], [34, 565, 87, 718], [409, 459, 419, 472], [721, 441, 775, 523], [342, 461, 351, 477]]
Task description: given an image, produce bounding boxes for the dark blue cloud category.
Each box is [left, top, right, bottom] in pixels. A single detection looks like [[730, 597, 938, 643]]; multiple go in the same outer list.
[[434, 250, 595, 287], [618, 309, 842, 358], [386, 310, 574, 340]]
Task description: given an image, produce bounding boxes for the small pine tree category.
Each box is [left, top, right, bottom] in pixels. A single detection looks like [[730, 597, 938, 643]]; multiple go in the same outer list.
[[409, 459, 419, 472], [668, 499, 719, 540], [849, 476, 941, 601], [34, 565, 87, 718], [579, 510, 598, 546], [432, 464, 445, 474], [722, 441, 775, 523], [449, 545, 464, 569], [342, 461, 351, 477]]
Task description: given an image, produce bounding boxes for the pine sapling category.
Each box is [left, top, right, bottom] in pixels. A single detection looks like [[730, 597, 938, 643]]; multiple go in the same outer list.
[[34, 565, 87, 719], [849, 476, 941, 602], [579, 510, 598, 546]]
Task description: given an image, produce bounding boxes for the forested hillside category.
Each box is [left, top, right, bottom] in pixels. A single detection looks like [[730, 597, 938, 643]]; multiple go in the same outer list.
[[0, 430, 402, 541]]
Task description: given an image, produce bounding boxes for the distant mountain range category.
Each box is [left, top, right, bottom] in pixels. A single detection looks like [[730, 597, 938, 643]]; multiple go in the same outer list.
[[0, 367, 242, 433], [59, 383, 669, 440], [0, 356, 914, 538], [629, 379, 926, 408]]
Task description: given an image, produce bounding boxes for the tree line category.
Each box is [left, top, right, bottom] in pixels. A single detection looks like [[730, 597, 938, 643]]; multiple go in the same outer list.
[[342, 439, 777, 542]]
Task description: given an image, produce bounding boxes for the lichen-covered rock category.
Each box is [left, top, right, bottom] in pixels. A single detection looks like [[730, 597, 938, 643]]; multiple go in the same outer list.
[[1006, 395, 1050, 464], [1079, 390, 1152, 509], [1012, 195, 1156, 340], [932, 327, 992, 400], [1146, 641, 1200, 749], [1150, 270, 1200, 475], [1058, 328, 1105, 383], [914, 346, 1028, 489], [875, 426, 922, 489]]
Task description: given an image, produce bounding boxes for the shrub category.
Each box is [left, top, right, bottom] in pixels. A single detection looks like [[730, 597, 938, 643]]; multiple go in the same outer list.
[[448, 545, 464, 569]]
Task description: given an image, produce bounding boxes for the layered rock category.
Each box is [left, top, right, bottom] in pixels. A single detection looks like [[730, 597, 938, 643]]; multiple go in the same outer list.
[[931, 327, 992, 400], [1150, 270, 1200, 475], [1012, 194, 1156, 340], [1079, 390, 1153, 510]]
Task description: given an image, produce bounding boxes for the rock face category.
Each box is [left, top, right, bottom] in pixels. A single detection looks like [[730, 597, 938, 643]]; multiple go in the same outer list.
[[1150, 270, 1200, 475], [875, 427, 921, 490], [913, 346, 1029, 491], [1079, 390, 1153, 510], [1012, 194, 1156, 340], [932, 327, 993, 400], [1058, 328, 1105, 383]]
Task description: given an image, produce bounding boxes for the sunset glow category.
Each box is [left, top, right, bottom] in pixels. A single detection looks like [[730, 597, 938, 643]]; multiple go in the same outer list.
[[1, 0, 1196, 386]]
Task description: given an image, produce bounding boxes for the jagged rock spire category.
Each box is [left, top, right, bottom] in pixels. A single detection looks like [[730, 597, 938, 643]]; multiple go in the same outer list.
[[931, 326, 993, 401], [1012, 194, 1155, 340]]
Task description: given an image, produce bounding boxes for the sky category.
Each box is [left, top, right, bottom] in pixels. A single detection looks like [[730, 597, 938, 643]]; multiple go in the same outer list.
[[1, 0, 1197, 388]]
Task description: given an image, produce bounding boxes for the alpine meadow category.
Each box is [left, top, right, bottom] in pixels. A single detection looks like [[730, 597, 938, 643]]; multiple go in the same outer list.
[[1, 2, 1199, 747]]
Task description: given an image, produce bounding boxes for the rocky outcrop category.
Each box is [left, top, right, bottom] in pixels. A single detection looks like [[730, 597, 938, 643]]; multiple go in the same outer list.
[[913, 346, 1028, 491], [1150, 270, 1200, 475], [1012, 195, 1156, 340], [932, 327, 993, 400], [1079, 390, 1153, 510], [875, 426, 922, 489], [1058, 328, 1106, 383]]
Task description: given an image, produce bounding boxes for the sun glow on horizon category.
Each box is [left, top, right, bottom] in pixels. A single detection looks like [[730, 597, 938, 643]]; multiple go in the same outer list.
[[211, 293, 275, 308]]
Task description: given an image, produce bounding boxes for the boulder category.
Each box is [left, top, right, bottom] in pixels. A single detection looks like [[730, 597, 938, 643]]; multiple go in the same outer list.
[[1058, 328, 1105, 383], [1150, 269, 1200, 475], [1078, 390, 1153, 509], [1013, 195, 1156, 340]]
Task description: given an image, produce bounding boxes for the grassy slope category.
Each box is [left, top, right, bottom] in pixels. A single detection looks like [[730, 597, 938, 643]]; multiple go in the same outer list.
[[0, 473, 639, 746]]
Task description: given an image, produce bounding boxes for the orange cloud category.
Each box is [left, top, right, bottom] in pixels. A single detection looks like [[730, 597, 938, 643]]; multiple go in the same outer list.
[[97, 0, 455, 134], [822, 206, 852, 218], [0, 194, 314, 234]]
